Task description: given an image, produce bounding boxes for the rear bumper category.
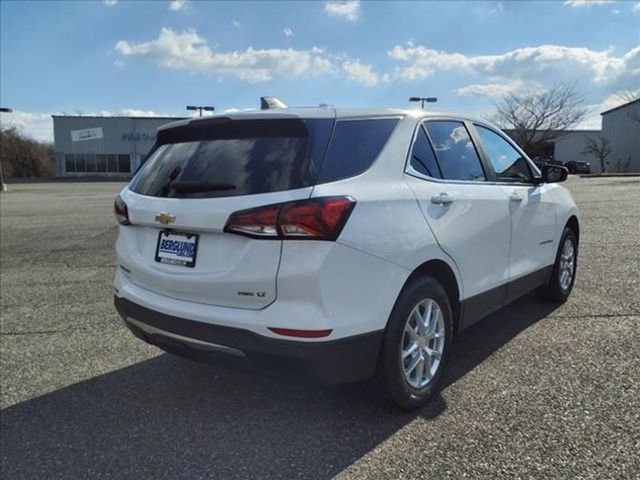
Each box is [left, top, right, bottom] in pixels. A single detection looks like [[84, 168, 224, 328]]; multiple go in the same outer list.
[[115, 296, 383, 384]]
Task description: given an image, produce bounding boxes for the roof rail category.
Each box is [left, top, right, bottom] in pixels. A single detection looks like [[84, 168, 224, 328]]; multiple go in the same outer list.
[[260, 96, 287, 110]]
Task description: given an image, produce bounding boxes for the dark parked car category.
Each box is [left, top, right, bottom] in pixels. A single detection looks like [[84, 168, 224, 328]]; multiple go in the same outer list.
[[531, 156, 563, 169], [564, 160, 591, 174]]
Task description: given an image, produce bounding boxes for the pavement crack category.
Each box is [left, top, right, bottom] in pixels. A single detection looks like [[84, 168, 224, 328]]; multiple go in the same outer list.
[[554, 313, 638, 319], [1, 329, 66, 336]]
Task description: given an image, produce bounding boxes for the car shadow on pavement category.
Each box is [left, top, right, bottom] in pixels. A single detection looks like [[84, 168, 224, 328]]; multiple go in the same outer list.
[[1, 294, 559, 480]]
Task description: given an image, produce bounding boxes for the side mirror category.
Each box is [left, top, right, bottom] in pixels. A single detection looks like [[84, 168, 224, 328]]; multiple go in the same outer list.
[[541, 164, 568, 183]]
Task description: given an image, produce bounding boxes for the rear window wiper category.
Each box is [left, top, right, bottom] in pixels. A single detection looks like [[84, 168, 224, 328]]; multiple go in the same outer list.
[[169, 181, 236, 193]]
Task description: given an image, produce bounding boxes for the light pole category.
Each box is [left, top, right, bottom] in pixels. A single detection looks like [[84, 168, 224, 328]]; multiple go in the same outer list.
[[186, 105, 215, 117], [409, 97, 438, 109], [0, 107, 12, 192]]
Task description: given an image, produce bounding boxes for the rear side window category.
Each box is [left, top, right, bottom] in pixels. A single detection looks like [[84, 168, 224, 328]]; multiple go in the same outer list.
[[129, 118, 333, 198], [424, 121, 485, 182], [409, 126, 442, 178], [316, 118, 399, 183]]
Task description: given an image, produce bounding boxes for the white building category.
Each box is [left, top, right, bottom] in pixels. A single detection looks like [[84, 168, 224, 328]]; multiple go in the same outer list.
[[601, 99, 640, 173], [53, 115, 184, 177]]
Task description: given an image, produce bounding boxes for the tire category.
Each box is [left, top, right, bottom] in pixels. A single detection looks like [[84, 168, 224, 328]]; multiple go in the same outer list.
[[537, 226, 578, 302], [371, 276, 453, 411]]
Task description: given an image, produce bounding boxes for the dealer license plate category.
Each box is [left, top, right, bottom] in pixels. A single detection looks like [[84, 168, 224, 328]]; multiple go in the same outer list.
[[155, 230, 199, 268]]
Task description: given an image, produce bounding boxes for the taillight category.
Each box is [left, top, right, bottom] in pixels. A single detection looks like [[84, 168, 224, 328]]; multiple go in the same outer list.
[[224, 196, 355, 240], [114, 194, 131, 225]]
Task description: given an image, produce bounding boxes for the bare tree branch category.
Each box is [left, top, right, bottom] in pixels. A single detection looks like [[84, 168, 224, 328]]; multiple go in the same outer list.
[[582, 135, 612, 173], [490, 82, 588, 156]]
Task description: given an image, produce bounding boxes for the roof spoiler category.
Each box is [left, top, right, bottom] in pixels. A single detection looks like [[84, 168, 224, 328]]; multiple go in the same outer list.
[[260, 96, 287, 110]]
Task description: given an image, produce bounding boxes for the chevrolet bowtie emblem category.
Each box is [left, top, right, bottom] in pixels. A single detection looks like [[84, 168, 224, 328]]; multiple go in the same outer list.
[[155, 213, 176, 225]]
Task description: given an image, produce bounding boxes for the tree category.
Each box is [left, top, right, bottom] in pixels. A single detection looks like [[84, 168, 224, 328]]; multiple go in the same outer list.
[[613, 89, 640, 125], [491, 82, 588, 156], [582, 135, 611, 173], [0, 126, 55, 177]]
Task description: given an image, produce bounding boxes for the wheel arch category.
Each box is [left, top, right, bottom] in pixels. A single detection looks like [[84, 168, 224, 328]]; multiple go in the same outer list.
[[404, 259, 462, 337], [566, 215, 580, 245]]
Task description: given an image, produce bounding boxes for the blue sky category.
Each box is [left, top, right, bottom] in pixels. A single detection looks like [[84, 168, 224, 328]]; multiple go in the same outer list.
[[1, 0, 639, 141]]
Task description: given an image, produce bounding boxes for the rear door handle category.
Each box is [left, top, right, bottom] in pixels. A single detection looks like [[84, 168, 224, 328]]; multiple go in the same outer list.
[[431, 193, 454, 205], [509, 193, 523, 202]]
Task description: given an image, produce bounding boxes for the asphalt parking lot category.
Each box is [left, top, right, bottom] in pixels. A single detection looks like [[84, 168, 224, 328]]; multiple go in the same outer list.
[[1, 177, 639, 479]]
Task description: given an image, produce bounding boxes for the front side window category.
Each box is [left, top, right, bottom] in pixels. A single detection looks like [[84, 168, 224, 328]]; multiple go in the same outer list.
[[475, 125, 532, 183], [424, 121, 485, 181]]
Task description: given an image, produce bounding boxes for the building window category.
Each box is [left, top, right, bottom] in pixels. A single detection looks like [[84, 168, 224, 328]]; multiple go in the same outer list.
[[118, 154, 131, 173], [65, 154, 75, 173], [85, 154, 96, 173], [75, 154, 86, 173], [96, 154, 107, 172], [107, 154, 117, 172]]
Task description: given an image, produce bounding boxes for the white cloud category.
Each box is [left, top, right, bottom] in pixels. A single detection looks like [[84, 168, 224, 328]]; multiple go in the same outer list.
[[103, 0, 118, 5], [564, 0, 615, 6], [324, 1, 360, 21], [342, 60, 378, 86], [232, 20, 241, 27], [115, 28, 341, 83], [389, 43, 640, 86], [454, 80, 526, 97], [0, 111, 53, 142], [113, 109, 161, 117], [113, 59, 125, 68], [169, 0, 189, 11], [283, 27, 294, 37], [633, 2, 640, 12]]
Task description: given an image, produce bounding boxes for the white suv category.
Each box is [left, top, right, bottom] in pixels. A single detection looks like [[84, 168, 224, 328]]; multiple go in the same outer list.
[[114, 107, 579, 410]]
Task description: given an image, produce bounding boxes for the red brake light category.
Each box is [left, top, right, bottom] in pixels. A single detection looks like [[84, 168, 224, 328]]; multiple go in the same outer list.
[[224, 196, 355, 240], [114, 194, 131, 225], [280, 198, 354, 239], [224, 204, 280, 237]]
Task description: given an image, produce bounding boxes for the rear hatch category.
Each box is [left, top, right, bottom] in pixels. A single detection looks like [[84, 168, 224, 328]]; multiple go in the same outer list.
[[118, 112, 334, 309]]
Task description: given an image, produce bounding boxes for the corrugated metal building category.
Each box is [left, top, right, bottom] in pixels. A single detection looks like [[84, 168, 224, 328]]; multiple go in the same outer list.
[[601, 99, 640, 173], [553, 130, 602, 172], [52, 116, 184, 177]]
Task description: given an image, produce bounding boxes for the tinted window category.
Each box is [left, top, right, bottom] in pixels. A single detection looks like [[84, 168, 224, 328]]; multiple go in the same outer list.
[[475, 125, 532, 182], [86, 154, 96, 173], [424, 121, 485, 181], [75, 154, 86, 173], [107, 154, 117, 173], [409, 126, 442, 178], [65, 154, 75, 173], [316, 118, 399, 183], [96, 154, 107, 172], [118, 154, 131, 173], [130, 118, 333, 198]]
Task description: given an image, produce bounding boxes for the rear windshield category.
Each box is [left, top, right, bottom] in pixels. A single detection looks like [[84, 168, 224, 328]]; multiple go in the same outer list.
[[129, 116, 400, 198]]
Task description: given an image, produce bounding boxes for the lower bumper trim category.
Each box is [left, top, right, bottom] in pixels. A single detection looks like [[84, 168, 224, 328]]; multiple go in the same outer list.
[[115, 296, 383, 384]]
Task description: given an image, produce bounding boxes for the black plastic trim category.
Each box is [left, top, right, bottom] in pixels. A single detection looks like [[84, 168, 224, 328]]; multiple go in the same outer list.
[[460, 265, 553, 330], [114, 296, 383, 385]]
